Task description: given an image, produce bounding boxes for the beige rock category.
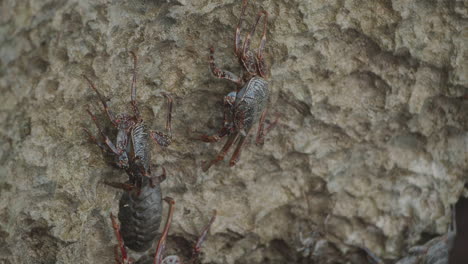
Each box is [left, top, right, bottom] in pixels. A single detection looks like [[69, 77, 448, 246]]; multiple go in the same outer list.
[[0, 0, 466, 263]]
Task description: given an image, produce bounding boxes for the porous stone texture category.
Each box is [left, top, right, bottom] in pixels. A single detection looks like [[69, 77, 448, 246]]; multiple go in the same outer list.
[[0, 0, 467, 263]]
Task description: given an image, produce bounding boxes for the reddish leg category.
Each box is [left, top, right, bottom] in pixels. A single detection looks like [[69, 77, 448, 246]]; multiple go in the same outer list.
[[150, 94, 173, 147], [255, 110, 279, 145], [209, 47, 241, 85], [229, 135, 247, 167], [83, 75, 117, 127], [129, 51, 140, 120], [202, 133, 239, 172], [110, 213, 131, 264], [242, 10, 268, 60], [200, 95, 234, 142], [82, 128, 112, 153], [162, 93, 173, 137], [255, 11, 269, 78], [234, 0, 249, 56], [154, 197, 176, 264], [104, 181, 135, 192], [192, 210, 217, 258], [200, 127, 229, 143], [85, 108, 123, 156]]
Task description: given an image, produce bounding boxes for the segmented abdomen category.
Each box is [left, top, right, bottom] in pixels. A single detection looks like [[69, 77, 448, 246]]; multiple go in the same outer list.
[[131, 122, 150, 172], [234, 77, 269, 133], [118, 178, 163, 252]]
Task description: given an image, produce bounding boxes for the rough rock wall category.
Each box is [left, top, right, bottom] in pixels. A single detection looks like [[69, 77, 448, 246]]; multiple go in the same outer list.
[[0, 0, 467, 263]]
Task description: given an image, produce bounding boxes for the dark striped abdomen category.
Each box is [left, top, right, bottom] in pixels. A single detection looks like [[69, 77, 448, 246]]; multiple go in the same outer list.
[[131, 122, 150, 172], [118, 178, 163, 252], [234, 77, 269, 133]]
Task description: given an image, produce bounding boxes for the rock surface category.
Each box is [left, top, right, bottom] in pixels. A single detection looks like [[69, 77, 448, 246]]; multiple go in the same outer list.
[[0, 0, 467, 263]]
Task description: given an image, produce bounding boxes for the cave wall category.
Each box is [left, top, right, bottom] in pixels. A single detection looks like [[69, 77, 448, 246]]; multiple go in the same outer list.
[[0, 0, 467, 263]]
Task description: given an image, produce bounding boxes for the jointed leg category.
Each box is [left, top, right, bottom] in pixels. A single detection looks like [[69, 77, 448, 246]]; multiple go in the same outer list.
[[83, 75, 117, 127], [110, 213, 130, 263], [200, 125, 230, 143], [163, 94, 173, 137], [154, 197, 176, 264], [201, 96, 234, 142], [202, 133, 239, 172], [234, 0, 249, 55], [255, 11, 269, 78], [129, 51, 140, 119], [209, 47, 241, 85], [255, 110, 278, 145], [256, 11, 268, 59], [192, 210, 217, 258], [82, 128, 111, 153], [242, 10, 268, 59], [104, 181, 135, 192], [229, 135, 247, 167], [85, 108, 122, 155], [150, 94, 173, 147]]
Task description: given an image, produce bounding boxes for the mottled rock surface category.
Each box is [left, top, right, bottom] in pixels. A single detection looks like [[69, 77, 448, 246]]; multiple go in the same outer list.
[[0, 0, 467, 263]]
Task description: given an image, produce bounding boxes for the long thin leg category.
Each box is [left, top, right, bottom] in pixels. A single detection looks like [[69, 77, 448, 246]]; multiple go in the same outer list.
[[192, 210, 217, 257], [201, 96, 234, 142], [163, 94, 173, 136], [242, 10, 268, 60], [202, 133, 239, 172], [85, 108, 122, 155], [110, 213, 129, 263], [209, 47, 241, 84], [154, 197, 176, 264], [229, 135, 247, 167], [83, 128, 111, 153], [129, 51, 140, 119], [104, 181, 135, 192], [234, 0, 249, 56], [255, 110, 267, 145], [150, 94, 173, 147], [255, 110, 279, 145], [255, 11, 269, 78], [83, 75, 117, 127], [200, 126, 229, 143]]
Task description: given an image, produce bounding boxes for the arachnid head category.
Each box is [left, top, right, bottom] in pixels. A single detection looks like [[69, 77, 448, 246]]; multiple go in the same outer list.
[[115, 113, 137, 131]]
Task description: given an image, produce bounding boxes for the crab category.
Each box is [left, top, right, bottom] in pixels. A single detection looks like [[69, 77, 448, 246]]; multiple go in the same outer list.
[[201, 0, 278, 171]]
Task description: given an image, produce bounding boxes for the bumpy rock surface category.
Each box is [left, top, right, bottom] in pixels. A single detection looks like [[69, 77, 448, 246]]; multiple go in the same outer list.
[[0, 0, 467, 263]]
